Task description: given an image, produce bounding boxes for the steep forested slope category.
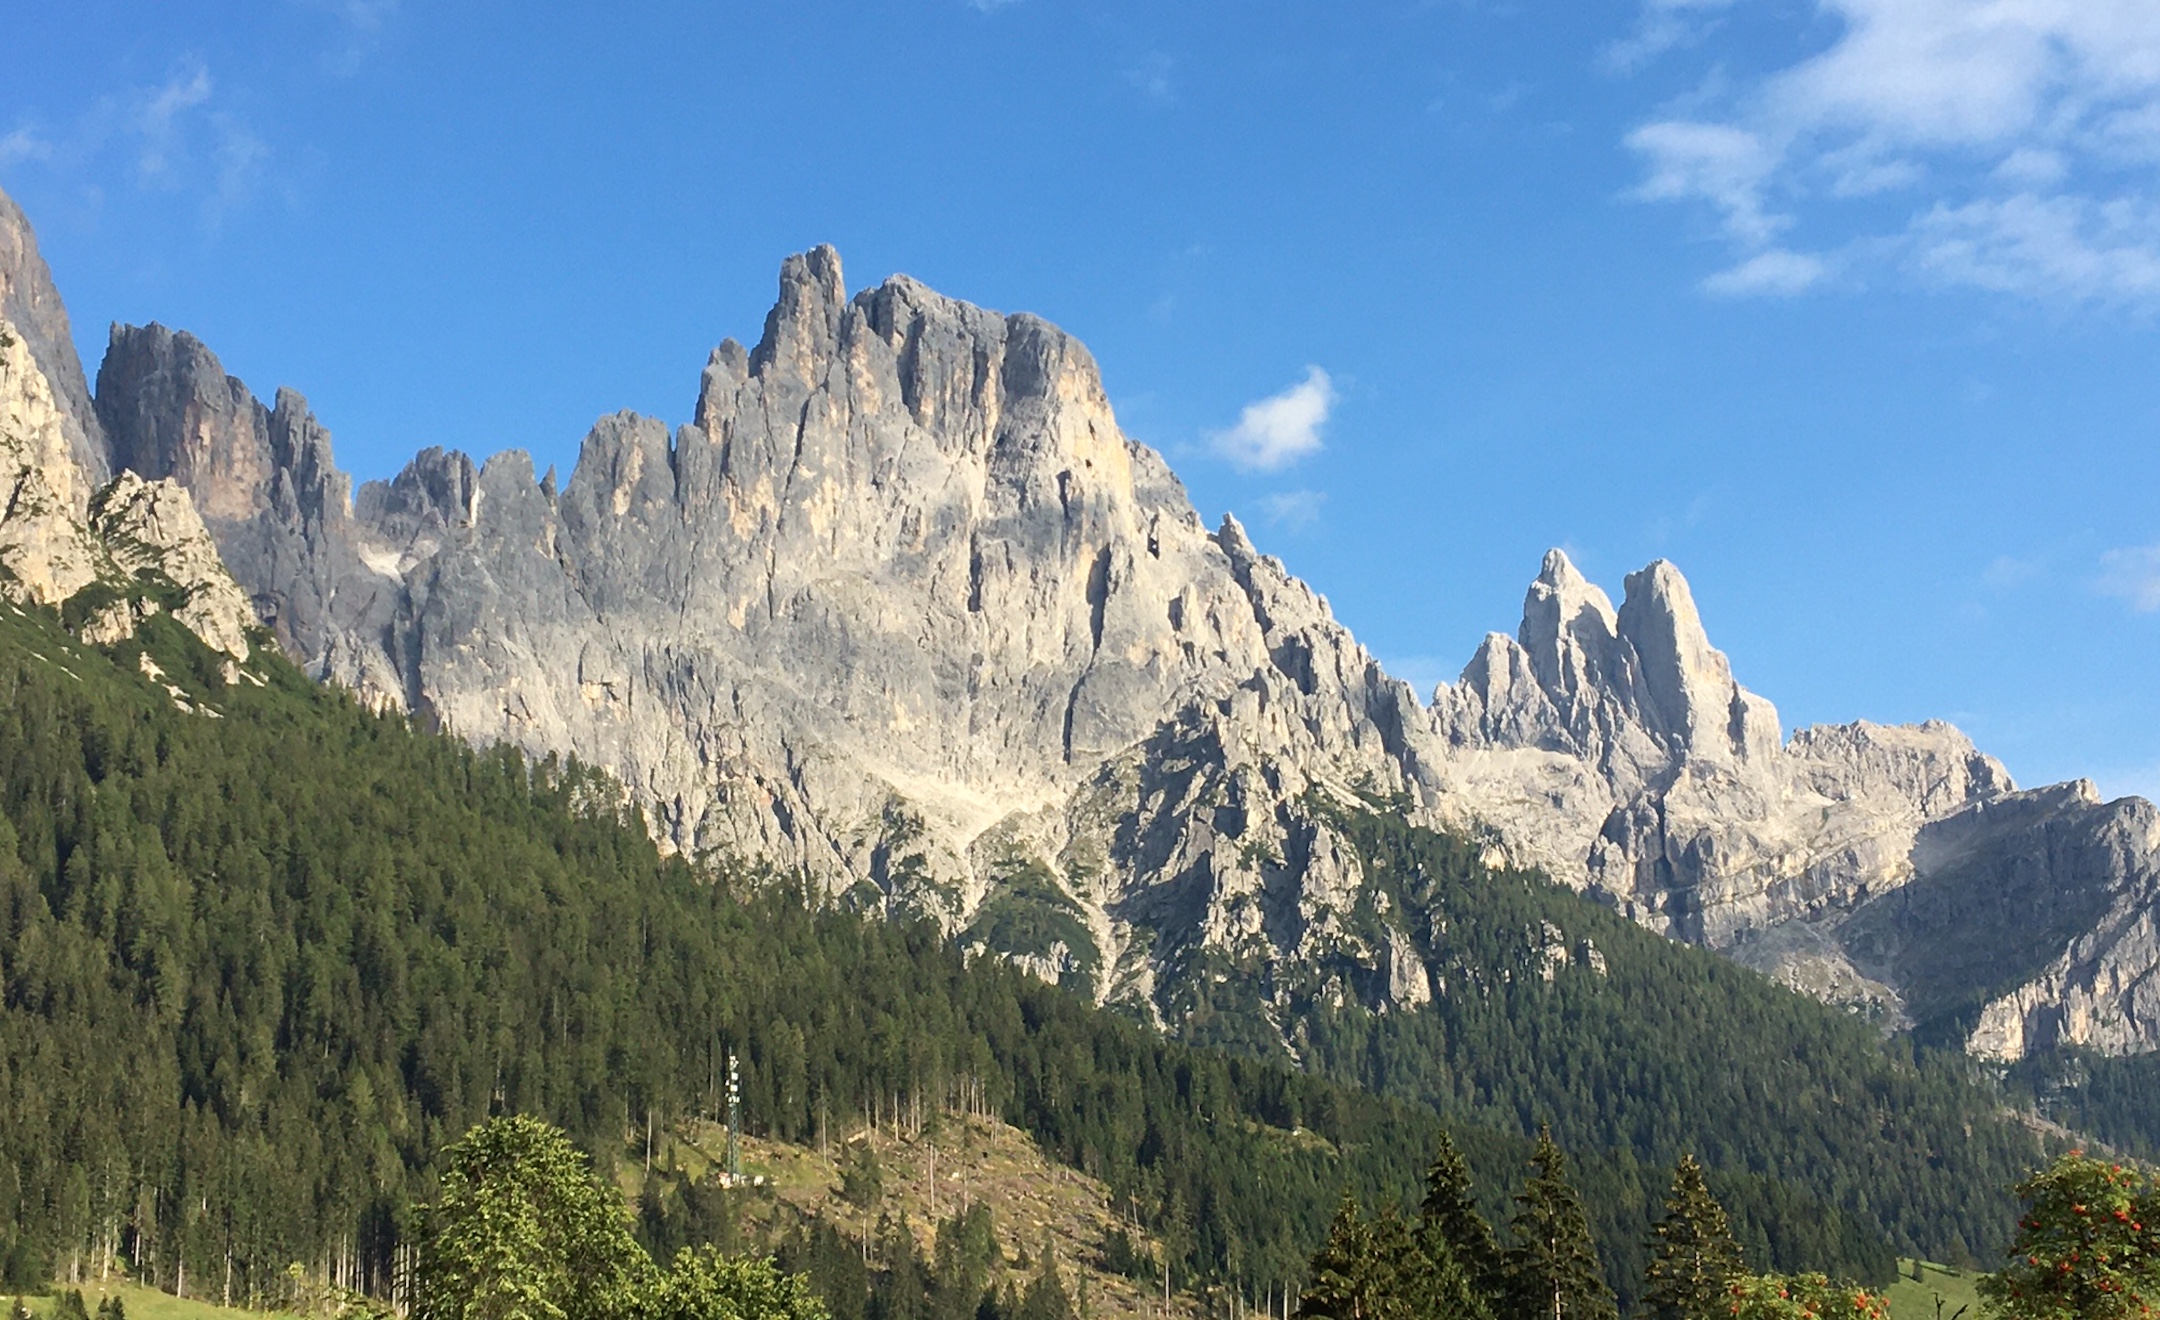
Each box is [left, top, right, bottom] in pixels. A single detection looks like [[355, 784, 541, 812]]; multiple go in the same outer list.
[[0, 596, 2039, 1312]]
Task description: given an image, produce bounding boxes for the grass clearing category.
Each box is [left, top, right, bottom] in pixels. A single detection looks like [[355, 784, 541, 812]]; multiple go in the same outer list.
[[13, 1280, 300, 1320], [1886, 1258, 1986, 1320]]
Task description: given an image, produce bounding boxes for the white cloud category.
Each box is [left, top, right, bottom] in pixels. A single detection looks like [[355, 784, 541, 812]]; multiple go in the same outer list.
[[1126, 53, 1175, 105], [4, 62, 270, 232], [1911, 193, 2160, 301], [2099, 544, 2160, 611], [1702, 247, 1828, 295], [1604, 0, 1737, 75], [1621, 0, 2160, 303], [1210, 367, 1335, 472], [1627, 120, 1783, 243], [1258, 490, 1327, 530], [1982, 555, 2041, 589], [135, 63, 213, 182], [0, 127, 52, 166]]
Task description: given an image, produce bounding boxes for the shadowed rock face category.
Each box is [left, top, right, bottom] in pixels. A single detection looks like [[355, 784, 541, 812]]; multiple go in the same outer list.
[[0, 313, 255, 659], [74, 227, 2160, 1058]]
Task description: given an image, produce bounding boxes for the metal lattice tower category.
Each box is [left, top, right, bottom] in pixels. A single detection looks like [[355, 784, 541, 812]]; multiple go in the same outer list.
[[725, 1052, 743, 1185]]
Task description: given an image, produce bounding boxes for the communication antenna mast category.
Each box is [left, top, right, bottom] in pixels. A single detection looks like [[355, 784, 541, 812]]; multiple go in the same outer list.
[[726, 1052, 744, 1185]]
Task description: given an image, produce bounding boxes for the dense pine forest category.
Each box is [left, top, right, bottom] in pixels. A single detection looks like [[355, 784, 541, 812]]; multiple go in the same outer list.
[[0, 593, 2052, 1314]]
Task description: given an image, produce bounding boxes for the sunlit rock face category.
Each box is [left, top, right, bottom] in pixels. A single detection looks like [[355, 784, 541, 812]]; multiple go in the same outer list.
[[77, 227, 2160, 1058]]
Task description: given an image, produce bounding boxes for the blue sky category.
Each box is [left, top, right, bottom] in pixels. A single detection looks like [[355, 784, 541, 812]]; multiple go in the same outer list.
[[4, 1, 2158, 798]]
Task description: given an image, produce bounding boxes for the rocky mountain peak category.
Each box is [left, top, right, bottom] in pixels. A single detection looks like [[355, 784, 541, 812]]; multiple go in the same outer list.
[[1615, 558, 1780, 766]]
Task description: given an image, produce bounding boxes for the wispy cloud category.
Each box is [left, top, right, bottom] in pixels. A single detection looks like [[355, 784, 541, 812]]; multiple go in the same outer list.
[[0, 126, 52, 166], [1210, 367, 1335, 472], [134, 63, 214, 183], [3, 60, 271, 233], [1702, 248, 1828, 296], [1621, 0, 2160, 304], [1603, 0, 1736, 76], [291, 0, 403, 73], [1258, 490, 1327, 530], [1126, 52, 1175, 105], [1982, 555, 2041, 590], [2098, 544, 2160, 611]]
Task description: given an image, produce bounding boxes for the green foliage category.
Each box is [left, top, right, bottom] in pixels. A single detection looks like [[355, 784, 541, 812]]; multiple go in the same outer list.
[[644, 1249, 828, 1320], [0, 588, 2042, 1315], [928, 1204, 998, 1320], [1283, 800, 2035, 1293], [1012, 1252, 1073, 1320], [1418, 1132, 1504, 1313], [1297, 1193, 1406, 1320], [961, 858, 1100, 989], [1503, 1128, 1617, 1320], [51, 1294, 88, 1320], [0, 599, 1458, 1302], [1724, 1273, 1889, 1320], [413, 1117, 648, 1320], [2010, 1050, 2160, 1162], [837, 1148, 884, 1216], [1979, 1151, 2160, 1320], [1641, 1157, 1745, 1320]]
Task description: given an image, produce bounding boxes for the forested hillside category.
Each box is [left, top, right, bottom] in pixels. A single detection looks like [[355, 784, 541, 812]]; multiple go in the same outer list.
[[0, 595, 2041, 1313]]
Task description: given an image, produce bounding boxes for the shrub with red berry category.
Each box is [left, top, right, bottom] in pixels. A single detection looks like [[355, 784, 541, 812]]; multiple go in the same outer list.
[[1980, 1151, 2160, 1320], [1724, 1272, 1888, 1320]]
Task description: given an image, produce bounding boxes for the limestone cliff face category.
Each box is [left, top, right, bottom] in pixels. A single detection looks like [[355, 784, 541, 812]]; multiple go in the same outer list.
[[1428, 552, 2157, 1056], [73, 229, 2160, 1058], [98, 247, 1437, 1021], [0, 189, 106, 504], [0, 314, 258, 659], [0, 319, 104, 605], [0, 186, 257, 661]]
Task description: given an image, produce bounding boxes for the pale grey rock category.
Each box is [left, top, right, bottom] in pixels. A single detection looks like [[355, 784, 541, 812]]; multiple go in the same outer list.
[[101, 246, 1438, 1023], [75, 233, 2160, 1057], [89, 470, 257, 660], [96, 324, 362, 665], [0, 318, 104, 604], [1430, 551, 2160, 1056], [0, 314, 257, 659], [1839, 782, 2160, 1058], [0, 186, 106, 502]]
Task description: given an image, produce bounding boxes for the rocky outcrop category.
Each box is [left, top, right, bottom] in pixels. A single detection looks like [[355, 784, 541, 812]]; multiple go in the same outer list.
[[1841, 783, 2160, 1059], [95, 324, 358, 661], [0, 186, 258, 662], [0, 318, 104, 605], [88, 470, 257, 661]]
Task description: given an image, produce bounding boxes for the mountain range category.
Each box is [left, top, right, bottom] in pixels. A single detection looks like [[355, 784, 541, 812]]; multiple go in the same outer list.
[[3, 182, 2154, 1066]]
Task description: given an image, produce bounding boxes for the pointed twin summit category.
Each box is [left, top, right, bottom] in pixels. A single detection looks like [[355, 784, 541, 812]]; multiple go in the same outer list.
[[4, 182, 2155, 1061]]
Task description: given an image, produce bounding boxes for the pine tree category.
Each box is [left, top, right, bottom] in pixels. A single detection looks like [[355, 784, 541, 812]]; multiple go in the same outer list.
[[1404, 1216, 1494, 1320], [1503, 1127, 1617, 1320], [1420, 1132, 1505, 1314], [1641, 1156, 1745, 1320], [1300, 1192, 1396, 1320]]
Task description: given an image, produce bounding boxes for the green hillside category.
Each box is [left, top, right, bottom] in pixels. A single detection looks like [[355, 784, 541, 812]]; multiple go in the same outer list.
[[0, 593, 2043, 1313]]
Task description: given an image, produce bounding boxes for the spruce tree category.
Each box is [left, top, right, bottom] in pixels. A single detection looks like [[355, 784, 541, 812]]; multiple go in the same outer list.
[[1503, 1127, 1617, 1320], [1420, 1132, 1505, 1314], [1640, 1156, 1745, 1320], [1300, 1192, 1396, 1320], [1405, 1216, 1494, 1320]]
